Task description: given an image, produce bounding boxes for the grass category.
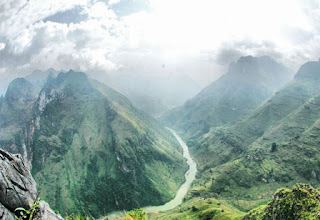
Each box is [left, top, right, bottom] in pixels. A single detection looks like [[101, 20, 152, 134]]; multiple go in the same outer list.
[[149, 197, 245, 220]]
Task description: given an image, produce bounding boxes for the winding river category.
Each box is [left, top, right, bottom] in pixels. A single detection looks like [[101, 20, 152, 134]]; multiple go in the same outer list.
[[106, 128, 197, 218]]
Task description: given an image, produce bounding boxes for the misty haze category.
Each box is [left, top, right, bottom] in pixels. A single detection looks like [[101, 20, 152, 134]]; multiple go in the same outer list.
[[1, 0, 320, 219]]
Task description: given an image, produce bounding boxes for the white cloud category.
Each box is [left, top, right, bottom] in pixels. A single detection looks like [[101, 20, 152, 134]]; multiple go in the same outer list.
[[0, 1, 124, 84], [0, 43, 5, 51], [0, 0, 320, 92], [84, 1, 117, 19], [108, 0, 121, 6], [0, 0, 89, 38]]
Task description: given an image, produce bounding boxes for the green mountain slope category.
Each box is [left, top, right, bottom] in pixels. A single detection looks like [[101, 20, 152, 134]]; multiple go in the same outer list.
[[189, 60, 320, 204], [0, 78, 38, 155], [160, 56, 293, 139], [150, 184, 320, 220], [28, 71, 187, 217]]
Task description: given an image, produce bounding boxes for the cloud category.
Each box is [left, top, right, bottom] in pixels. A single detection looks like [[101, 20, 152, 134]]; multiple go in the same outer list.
[[0, 1, 124, 83], [84, 1, 117, 19], [0, 0, 88, 38], [1, 0, 320, 94], [108, 0, 121, 5], [214, 40, 283, 66], [0, 43, 5, 51]]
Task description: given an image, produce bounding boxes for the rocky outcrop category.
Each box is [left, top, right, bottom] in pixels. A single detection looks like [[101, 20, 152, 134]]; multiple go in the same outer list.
[[0, 148, 62, 220]]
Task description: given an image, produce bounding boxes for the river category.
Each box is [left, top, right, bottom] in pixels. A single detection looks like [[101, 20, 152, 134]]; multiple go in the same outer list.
[[106, 128, 197, 218]]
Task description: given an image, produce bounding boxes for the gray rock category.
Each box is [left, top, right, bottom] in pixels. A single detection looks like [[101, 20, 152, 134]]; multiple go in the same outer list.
[[0, 148, 63, 220], [0, 149, 36, 213], [0, 203, 14, 220], [35, 201, 63, 220]]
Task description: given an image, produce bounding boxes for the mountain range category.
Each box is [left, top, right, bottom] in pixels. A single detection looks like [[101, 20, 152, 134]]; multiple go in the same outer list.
[[154, 58, 320, 219], [160, 56, 294, 139], [2, 56, 320, 219], [0, 71, 187, 217]]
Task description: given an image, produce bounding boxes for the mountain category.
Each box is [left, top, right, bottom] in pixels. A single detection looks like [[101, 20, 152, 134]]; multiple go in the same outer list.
[[25, 68, 60, 87], [187, 60, 320, 207], [26, 71, 186, 217], [24, 67, 201, 118], [90, 70, 201, 117], [0, 78, 39, 156], [160, 56, 294, 139], [0, 71, 187, 217]]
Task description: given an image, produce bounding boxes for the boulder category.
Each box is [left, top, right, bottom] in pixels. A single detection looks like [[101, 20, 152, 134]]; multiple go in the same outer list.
[[0, 148, 62, 220]]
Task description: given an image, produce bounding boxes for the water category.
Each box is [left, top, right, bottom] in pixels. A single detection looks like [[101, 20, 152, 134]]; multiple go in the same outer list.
[[106, 128, 197, 218]]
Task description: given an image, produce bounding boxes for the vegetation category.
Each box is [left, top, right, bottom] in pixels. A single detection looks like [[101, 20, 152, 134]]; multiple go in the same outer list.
[[244, 184, 320, 220], [156, 60, 320, 219], [29, 71, 187, 217], [176, 61, 320, 205], [160, 56, 293, 140], [65, 209, 147, 220], [150, 197, 245, 220], [14, 201, 41, 220], [4, 60, 320, 220], [65, 214, 91, 220], [125, 209, 147, 220], [0, 71, 187, 218], [0, 78, 39, 155], [151, 184, 320, 220]]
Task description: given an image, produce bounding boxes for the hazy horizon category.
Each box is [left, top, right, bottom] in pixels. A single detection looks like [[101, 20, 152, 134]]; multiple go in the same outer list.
[[1, 0, 320, 96]]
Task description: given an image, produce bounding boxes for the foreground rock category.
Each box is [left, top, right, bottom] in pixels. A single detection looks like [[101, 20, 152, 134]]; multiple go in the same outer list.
[[0, 148, 62, 220]]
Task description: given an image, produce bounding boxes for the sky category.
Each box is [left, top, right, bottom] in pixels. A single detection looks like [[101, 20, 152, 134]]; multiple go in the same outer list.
[[0, 0, 320, 94]]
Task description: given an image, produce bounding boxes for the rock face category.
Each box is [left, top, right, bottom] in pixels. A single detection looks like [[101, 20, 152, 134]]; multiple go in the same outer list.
[[0, 148, 62, 220]]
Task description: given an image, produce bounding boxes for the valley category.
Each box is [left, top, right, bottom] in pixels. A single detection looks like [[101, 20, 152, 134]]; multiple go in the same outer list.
[[2, 1, 320, 219], [107, 128, 197, 218], [151, 59, 320, 219], [0, 71, 188, 218], [2, 57, 320, 219]]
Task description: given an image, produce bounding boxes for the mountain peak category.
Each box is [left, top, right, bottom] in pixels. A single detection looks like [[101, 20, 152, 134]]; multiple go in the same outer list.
[[55, 70, 88, 84], [160, 55, 293, 139], [26, 69, 59, 87], [236, 55, 275, 65], [237, 55, 255, 63], [24, 70, 187, 217], [60, 69, 86, 77], [5, 78, 34, 101], [294, 61, 320, 80], [227, 55, 291, 82], [8, 77, 32, 86]]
